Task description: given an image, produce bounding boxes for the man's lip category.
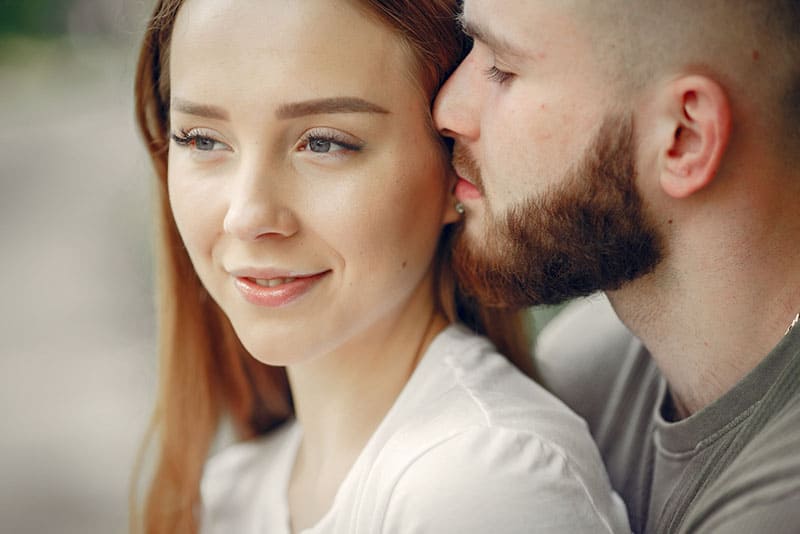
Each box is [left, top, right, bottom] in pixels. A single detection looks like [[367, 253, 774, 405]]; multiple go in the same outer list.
[[455, 173, 474, 186], [455, 176, 482, 201]]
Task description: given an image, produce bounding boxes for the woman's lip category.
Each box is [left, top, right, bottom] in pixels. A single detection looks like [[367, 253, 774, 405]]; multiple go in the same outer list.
[[228, 267, 322, 279], [233, 271, 330, 308], [455, 177, 482, 201]]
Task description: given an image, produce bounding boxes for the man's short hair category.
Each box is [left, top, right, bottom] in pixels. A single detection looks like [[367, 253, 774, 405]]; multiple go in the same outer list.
[[579, 1, 800, 157]]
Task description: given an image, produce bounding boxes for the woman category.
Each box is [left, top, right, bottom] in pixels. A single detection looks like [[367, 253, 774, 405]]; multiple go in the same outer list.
[[132, 0, 630, 533]]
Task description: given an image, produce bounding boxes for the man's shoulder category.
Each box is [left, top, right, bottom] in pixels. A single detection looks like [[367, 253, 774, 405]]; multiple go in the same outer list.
[[536, 293, 635, 369], [535, 294, 651, 430], [684, 394, 800, 532]]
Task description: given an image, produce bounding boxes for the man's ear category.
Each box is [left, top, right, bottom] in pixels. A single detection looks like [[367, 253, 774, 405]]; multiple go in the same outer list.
[[658, 75, 731, 199]]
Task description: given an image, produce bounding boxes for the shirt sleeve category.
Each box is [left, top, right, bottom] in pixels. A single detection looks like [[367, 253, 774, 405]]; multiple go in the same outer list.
[[379, 426, 631, 534]]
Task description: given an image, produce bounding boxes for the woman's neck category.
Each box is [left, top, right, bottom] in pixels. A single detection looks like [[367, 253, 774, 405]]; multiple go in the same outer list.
[[285, 280, 448, 531]]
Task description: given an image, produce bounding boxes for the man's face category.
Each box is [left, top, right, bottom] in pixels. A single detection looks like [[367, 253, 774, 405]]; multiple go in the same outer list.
[[434, 1, 663, 307], [450, 115, 663, 307]]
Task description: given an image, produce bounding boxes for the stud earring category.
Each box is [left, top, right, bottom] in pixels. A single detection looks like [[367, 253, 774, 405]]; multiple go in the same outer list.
[[455, 202, 465, 215]]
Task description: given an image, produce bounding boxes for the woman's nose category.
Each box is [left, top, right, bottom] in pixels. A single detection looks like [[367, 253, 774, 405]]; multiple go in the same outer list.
[[223, 164, 300, 241]]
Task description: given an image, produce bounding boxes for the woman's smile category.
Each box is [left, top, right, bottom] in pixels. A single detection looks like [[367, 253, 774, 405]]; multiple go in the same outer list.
[[166, 0, 458, 365], [231, 269, 332, 308]]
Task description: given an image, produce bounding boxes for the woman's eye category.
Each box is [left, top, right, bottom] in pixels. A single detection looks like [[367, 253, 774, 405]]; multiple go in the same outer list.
[[171, 130, 228, 152], [193, 136, 219, 151], [299, 131, 363, 156], [308, 138, 341, 153]]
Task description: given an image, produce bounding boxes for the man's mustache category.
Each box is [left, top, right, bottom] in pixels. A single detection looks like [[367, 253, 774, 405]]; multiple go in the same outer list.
[[451, 144, 486, 195]]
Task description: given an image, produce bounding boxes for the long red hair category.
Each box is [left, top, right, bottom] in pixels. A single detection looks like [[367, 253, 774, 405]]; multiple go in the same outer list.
[[131, 1, 534, 532]]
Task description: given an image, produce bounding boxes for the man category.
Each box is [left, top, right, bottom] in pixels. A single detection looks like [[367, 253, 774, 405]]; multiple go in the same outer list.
[[434, 1, 800, 533]]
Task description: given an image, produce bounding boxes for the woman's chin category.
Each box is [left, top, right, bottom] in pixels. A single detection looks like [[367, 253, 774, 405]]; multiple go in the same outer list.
[[236, 333, 331, 368], [239, 340, 307, 368]]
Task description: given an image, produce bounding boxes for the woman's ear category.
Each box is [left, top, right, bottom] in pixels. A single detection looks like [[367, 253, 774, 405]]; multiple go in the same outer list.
[[441, 172, 462, 225], [658, 75, 731, 199], [442, 200, 462, 224]]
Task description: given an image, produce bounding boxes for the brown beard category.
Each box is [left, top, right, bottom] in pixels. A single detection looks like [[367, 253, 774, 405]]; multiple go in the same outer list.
[[452, 114, 663, 308]]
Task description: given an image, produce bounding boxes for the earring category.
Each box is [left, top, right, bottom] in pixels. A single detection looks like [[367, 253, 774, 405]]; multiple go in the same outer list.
[[455, 202, 465, 215]]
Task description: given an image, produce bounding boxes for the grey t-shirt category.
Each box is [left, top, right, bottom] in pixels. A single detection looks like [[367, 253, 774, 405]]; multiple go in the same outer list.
[[536, 295, 800, 533]]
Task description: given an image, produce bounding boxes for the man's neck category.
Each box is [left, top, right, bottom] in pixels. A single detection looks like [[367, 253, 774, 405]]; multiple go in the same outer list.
[[608, 232, 800, 419]]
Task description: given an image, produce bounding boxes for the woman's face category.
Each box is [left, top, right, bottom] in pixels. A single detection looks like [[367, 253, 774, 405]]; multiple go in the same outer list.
[[168, 0, 456, 364]]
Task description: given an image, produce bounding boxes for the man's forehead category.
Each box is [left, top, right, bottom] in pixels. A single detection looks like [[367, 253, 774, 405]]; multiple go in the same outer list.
[[461, 0, 574, 57], [457, 12, 527, 59]]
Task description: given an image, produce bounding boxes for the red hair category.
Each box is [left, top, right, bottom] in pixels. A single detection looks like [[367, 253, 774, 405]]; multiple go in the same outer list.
[[131, 1, 533, 532]]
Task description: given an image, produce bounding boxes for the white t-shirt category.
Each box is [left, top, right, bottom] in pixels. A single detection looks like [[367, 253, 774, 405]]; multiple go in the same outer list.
[[200, 324, 630, 533]]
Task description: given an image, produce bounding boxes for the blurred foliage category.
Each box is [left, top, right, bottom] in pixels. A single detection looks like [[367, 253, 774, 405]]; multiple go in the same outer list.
[[0, 0, 77, 37], [530, 303, 567, 339]]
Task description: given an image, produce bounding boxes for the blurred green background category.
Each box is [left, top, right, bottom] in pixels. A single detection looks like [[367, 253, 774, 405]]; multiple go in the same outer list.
[[0, 0, 71, 37], [1, 2, 156, 534]]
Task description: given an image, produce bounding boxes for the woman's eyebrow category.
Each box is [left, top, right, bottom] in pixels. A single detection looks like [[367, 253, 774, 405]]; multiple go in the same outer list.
[[275, 97, 390, 119], [170, 97, 390, 121], [171, 98, 229, 120]]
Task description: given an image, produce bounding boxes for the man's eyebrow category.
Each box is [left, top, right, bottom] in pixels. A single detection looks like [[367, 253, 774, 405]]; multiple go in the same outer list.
[[457, 12, 527, 58], [275, 97, 390, 119], [172, 98, 230, 120], [171, 97, 390, 121]]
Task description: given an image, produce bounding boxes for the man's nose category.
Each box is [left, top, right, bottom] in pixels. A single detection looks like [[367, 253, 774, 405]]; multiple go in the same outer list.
[[433, 51, 483, 142]]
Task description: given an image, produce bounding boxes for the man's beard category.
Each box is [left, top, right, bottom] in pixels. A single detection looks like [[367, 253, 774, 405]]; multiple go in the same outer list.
[[452, 114, 663, 308]]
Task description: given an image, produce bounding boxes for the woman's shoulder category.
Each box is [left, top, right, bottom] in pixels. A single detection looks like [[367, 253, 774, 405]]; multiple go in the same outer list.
[[349, 326, 631, 533], [377, 425, 630, 533], [200, 421, 300, 531], [202, 420, 298, 484], [412, 324, 598, 447]]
